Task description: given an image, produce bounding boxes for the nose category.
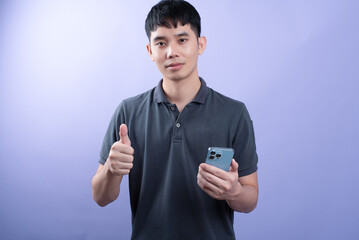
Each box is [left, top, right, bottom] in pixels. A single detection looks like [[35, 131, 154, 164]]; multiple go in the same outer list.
[[167, 43, 179, 58]]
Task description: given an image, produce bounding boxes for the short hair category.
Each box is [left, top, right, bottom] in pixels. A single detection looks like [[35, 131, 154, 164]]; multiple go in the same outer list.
[[145, 0, 201, 41]]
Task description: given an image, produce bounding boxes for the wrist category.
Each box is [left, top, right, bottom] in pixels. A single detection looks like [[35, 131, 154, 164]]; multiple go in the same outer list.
[[228, 181, 243, 201], [103, 160, 115, 177]]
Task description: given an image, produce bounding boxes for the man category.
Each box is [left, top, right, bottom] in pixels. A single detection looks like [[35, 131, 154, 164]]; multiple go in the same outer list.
[[92, 0, 258, 239]]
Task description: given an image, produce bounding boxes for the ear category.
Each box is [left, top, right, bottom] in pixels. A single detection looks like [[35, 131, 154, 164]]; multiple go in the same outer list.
[[198, 36, 207, 55], [146, 43, 154, 61]]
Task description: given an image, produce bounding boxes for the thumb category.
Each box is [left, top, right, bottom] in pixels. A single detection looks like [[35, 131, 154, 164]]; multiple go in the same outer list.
[[119, 124, 131, 146], [229, 159, 239, 173]]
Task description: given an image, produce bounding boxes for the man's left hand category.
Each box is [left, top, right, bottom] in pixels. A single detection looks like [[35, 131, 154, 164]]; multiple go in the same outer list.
[[197, 159, 242, 200]]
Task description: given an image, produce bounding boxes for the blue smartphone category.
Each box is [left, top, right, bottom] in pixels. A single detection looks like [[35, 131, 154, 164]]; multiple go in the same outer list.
[[205, 147, 234, 172]]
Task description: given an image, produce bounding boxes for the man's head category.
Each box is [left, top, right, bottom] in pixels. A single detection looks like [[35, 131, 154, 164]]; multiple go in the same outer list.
[[145, 0, 206, 82], [145, 0, 201, 41]]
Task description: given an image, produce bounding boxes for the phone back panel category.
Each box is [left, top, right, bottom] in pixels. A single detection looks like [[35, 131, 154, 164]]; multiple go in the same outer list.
[[205, 147, 234, 172]]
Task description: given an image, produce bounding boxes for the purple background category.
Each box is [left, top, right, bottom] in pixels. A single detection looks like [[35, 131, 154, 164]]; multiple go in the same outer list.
[[1, 0, 358, 239]]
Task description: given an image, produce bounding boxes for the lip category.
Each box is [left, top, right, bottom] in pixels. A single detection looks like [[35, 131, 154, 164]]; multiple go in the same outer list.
[[166, 62, 184, 71]]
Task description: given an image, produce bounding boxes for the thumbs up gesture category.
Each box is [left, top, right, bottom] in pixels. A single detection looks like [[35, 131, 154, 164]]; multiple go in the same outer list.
[[107, 124, 134, 176]]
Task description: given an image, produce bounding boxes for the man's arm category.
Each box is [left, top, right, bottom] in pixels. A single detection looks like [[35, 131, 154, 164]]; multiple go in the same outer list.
[[197, 159, 258, 213], [92, 124, 134, 207], [92, 163, 123, 207], [227, 171, 258, 213]]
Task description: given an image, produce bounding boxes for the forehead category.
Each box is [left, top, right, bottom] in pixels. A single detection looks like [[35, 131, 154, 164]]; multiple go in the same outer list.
[[150, 24, 196, 41]]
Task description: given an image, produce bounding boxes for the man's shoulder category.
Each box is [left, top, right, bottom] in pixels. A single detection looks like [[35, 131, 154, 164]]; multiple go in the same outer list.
[[207, 87, 246, 110], [112, 87, 156, 116], [122, 87, 156, 105]]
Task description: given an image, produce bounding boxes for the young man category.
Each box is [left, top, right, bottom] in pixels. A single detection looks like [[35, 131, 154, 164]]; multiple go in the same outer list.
[[92, 0, 258, 239]]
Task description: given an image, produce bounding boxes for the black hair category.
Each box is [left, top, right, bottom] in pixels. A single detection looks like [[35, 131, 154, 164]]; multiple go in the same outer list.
[[145, 0, 201, 41]]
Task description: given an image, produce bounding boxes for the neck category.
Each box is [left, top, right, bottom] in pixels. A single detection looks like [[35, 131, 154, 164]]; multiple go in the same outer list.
[[162, 75, 201, 112]]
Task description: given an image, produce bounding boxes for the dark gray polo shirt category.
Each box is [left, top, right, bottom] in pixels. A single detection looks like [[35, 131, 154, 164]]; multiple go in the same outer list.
[[99, 78, 258, 240]]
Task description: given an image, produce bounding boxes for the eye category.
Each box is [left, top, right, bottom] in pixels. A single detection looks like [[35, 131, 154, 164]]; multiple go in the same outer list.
[[179, 38, 187, 43], [156, 41, 166, 47]]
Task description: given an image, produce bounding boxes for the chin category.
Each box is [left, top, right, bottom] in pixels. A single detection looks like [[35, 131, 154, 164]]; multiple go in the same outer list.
[[169, 76, 189, 82], [164, 73, 186, 81], [169, 76, 185, 81]]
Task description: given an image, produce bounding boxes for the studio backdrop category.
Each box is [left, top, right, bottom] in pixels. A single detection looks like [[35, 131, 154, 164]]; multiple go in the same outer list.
[[0, 0, 358, 239]]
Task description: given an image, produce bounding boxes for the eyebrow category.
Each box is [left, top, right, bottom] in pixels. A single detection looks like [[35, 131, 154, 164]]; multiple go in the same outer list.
[[152, 32, 190, 42], [177, 32, 190, 37], [152, 36, 166, 42]]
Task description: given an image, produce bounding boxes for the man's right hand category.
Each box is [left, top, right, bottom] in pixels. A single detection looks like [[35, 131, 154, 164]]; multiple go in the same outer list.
[[106, 123, 134, 176]]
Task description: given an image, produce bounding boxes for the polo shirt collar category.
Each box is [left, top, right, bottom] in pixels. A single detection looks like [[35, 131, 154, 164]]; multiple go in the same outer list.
[[154, 77, 208, 104]]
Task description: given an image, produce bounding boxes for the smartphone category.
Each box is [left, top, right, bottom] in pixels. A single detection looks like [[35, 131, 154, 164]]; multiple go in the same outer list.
[[205, 147, 234, 172]]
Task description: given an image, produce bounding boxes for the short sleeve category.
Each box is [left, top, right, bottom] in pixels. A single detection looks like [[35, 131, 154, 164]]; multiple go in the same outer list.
[[232, 103, 258, 177], [99, 102, 125, 164]]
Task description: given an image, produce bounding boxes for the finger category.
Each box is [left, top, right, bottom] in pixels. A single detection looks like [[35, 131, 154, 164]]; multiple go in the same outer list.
[[109, 151, 134, 163], [115, 161, 133, 170], [108, 160, 133, 176], [229, 159, 239, 173], [200, 163, 229, 181], [112, 169, 131, 176], [109, 145, 134, 160], [118, 153, 134, 163], [111, 142, 134, 155], [199, 167, 226, 189], [110, 161, 133, 173], [119, 124, 131, 146], [197, 174, 224, 199]]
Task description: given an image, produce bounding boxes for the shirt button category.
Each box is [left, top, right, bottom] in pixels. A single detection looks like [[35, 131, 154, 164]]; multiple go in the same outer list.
[[176, 123, 181, 128], [170, 106, 175, 111]]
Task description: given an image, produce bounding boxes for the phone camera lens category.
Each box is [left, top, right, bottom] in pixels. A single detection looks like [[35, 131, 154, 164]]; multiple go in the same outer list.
[[216, 153, 221, 158], [209, 155, 215, 159], [210, 151, 216, 155]]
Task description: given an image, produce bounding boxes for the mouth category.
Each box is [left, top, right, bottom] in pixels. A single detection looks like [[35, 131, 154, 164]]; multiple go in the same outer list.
[[166, 62, 184, 71]]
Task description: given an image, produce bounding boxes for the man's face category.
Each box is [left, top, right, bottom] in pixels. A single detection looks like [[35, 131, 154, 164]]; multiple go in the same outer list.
[[146, 24, 206, 82]]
